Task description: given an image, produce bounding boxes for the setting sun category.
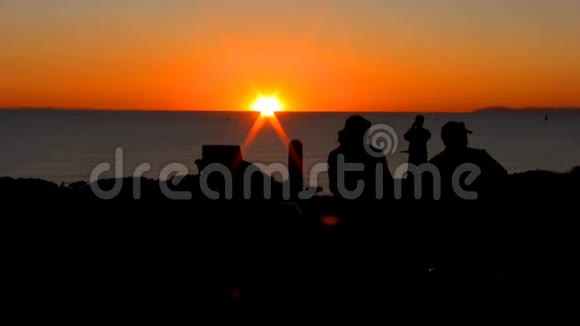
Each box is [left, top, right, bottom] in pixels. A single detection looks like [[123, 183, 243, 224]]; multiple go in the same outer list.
[[251, 96, 284, 116]]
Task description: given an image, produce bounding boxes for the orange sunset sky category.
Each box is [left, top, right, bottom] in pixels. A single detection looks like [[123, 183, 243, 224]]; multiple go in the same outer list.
[[1, 0, 580, 112]]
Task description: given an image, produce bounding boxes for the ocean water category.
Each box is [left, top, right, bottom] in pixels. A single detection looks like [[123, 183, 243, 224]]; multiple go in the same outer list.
[[1, 110, 580, 192]]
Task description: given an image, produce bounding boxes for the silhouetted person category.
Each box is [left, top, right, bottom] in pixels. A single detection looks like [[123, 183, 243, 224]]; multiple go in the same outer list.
[[195, 145, 284, 200], [429, 122, 507, 199], [404, 115, 431, 166], [328, 115, 393, 199]]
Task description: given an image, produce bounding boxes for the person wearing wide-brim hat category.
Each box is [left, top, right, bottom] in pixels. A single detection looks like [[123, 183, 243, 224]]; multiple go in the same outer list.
[[429, 121, 507, 200]]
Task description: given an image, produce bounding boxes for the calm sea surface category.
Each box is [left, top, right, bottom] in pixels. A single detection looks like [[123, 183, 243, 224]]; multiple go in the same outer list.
[[1, 110, 579, 192]]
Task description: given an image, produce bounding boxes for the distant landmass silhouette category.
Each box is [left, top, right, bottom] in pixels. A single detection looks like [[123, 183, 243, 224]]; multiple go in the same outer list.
[[475, 106, 580, 113]]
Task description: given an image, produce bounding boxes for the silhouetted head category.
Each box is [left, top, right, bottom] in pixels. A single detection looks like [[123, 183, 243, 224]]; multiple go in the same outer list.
[[415, 115, 425, 127], [339, 115, 372, 147], [441, 121, 472, 150]]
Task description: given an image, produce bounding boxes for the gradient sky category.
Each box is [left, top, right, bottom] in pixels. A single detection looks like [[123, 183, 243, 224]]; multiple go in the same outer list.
[[1, 0, 580, 111]]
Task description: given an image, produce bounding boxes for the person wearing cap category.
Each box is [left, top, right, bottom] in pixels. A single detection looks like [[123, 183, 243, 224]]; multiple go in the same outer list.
[[429, 121, 507, 199], [404, 115, 431, 166], [327, 115, 394, 199]]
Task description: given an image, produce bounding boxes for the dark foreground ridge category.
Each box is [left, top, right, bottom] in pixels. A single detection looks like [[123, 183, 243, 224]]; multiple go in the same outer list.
[[1, 168, 580, 267], [2, 172, 580, 305]]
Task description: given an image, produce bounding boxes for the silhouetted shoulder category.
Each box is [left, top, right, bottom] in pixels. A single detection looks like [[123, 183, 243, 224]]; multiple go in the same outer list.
[[465, 148, 487, 156], [429, 151, 447, 166], [327, 147, 342, 164], [466, 148, 508, 175]]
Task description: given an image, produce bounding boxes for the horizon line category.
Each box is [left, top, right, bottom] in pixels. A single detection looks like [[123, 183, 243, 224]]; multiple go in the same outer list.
[[1, 106, 579, 113]]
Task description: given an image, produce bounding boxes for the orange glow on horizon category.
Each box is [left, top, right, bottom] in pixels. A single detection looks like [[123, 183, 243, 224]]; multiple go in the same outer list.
[[2, 2, 580, 112], [251, 95, 284, 116], [242, 94, 290, 155]]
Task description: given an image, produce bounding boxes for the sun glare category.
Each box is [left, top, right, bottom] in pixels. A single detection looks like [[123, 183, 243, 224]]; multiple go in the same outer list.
[[251, 95, 284, 116]]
